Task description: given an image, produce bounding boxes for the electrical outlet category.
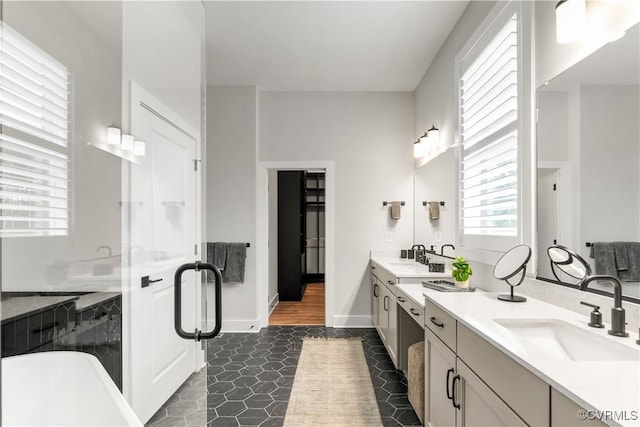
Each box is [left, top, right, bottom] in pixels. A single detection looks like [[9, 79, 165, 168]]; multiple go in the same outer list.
[[385, 232, 393, 243], [435, 232, 442, 242]]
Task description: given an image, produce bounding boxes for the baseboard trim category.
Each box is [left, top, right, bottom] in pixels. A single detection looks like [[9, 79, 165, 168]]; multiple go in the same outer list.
[[332, 315, 374, 328], [268, 293, 279, 316], [221, 319, 261, 333]]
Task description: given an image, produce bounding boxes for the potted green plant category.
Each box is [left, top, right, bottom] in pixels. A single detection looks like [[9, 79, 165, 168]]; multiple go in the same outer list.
[[451, 256, 472, 288]]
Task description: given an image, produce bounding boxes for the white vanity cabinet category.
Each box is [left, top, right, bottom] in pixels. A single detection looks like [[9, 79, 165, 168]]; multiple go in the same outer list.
[[370, 260, 427, 369], [424, 301, 541, 427]]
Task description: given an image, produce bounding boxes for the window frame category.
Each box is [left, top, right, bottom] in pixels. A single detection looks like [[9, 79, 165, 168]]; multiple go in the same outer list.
[[0, 20, 71, 238], [454, 1, 533, 263]]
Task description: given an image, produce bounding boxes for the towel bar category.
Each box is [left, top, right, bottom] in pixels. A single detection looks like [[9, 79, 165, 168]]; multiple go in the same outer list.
[[422, 201, 445, 207], [382, 201, 405, 206]]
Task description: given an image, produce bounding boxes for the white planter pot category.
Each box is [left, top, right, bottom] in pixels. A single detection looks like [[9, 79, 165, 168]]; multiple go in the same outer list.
[[455, 279, 470, 288]]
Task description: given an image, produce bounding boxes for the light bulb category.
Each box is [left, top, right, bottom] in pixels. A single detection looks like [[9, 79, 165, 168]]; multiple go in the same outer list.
[[107, 126, 121, 145], [133, 140, 146, 156], [121, 134, 134, 151], [556, 0, 586, 44]]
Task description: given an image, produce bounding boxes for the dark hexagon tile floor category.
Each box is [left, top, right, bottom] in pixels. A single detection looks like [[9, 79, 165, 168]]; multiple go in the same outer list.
[[148, 326, 421, 427]]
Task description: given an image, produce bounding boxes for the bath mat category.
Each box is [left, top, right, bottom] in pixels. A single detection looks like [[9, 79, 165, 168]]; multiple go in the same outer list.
[[283, 337, 383, 427]]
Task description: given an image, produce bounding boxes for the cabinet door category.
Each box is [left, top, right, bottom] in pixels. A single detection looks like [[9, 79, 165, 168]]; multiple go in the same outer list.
[[425, 327, 457, 427], [377, 285, 389, 343], [457, 360, 526, 427], [551, 388, 606, 427], [371, 278, 380, 329], [387, 288, 398, 365]]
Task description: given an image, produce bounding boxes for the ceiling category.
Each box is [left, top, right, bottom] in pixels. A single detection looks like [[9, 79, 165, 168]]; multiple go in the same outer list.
[[205, 1, 469, 92]]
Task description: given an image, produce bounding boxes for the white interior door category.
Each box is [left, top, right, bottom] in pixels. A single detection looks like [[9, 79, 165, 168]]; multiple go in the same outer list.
[[537, 169, 559, 279], [126, 86, 201, 423]]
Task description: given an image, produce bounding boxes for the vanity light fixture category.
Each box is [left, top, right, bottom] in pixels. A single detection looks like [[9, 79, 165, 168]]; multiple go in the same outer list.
[[133, 140, 146, 156], [106, 126, 121, 145], [413, 134, 426, 158], [555, 0, 586, 44], [121, 134, 134, 151], [426, 124, 440, 145]]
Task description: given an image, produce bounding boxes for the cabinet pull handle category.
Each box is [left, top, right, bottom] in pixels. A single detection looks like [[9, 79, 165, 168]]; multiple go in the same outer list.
[[371, 266, 376, 269], [387, 280, 394, 285], [383, 295, 389, 311], [373, 284, 378, 298], [398, 297, 405, 303], [32, 322, 59, 334], [446, 368, 454, 400], [430, 316, 444, 328], [409, 308, 420, 316], [452, 374, 461, 409]]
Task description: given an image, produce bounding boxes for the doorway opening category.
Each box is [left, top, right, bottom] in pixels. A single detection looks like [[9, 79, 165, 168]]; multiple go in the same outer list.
[[268, 169, 326, 325]]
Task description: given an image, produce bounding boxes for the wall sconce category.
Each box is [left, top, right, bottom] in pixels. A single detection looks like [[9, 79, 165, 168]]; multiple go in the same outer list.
[[88, 126, 146, 163], [556, 0, 586, 44], [107, 126, 121, 145], [121, 134, 134, 151], [413, 125, 440, 158], [133, 140, 146, 156]]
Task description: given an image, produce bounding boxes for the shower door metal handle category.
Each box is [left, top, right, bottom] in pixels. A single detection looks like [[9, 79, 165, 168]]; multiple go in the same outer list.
[[174, 261, 222, 341]]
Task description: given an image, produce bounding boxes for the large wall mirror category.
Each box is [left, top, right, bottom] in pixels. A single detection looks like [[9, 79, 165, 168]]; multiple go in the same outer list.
[[536, 23, 639, 303]]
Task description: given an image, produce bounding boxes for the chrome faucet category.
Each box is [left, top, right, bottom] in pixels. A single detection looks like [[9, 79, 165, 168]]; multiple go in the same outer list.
[[580, 275, 628, 337], [440, 244, 455, 256]]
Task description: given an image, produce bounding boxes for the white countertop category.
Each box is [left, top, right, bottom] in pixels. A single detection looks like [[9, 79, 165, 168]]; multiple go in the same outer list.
[[396, 282, 640, 427], [75, 292, 121, 311], [1, 296, 79, 322], [370, 254, 452, 279]]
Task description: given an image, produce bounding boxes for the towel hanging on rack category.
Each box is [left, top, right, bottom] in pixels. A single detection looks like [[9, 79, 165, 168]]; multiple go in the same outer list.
[[390, 201, 402, 220], [428, 201, 440, 221]]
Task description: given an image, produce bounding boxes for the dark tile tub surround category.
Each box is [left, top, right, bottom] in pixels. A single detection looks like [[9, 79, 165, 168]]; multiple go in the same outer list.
[[199, 326, 421, 427], [1, 291, 122, 389]]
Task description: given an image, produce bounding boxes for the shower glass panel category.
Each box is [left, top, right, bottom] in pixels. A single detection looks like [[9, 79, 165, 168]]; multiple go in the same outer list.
[[1, 0, 126, 420], [1, 1, 207, 425], [122, 1, 207, 425]]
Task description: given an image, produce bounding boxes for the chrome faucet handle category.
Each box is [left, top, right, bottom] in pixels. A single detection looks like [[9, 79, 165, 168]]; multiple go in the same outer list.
[[580, 301, 604, 328]]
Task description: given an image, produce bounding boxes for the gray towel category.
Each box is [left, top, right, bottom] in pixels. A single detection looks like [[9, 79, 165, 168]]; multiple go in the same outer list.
[[618, 242, 640, 282], [613, 241, 629, 271], [206, 242, 226, 282], [591, 242, 617, 277], [223, 242, 246, 283]]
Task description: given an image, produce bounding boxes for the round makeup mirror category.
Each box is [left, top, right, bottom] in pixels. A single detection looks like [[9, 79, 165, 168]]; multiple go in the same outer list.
[[547, 245, 591, 285], [494, 245, 532, 303]]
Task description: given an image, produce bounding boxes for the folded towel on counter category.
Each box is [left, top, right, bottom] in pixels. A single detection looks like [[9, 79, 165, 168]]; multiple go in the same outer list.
[[618, 242, 640, 282], [223, 242, 246, 283], [590, 242, 617, 277], [206, 242, 227, 282], [428, 201, 440, 221], [390, 201, 402, 220]]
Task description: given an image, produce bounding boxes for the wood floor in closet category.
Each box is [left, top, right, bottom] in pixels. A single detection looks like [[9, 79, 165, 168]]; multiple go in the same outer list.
[[269, 283, 325, 325]]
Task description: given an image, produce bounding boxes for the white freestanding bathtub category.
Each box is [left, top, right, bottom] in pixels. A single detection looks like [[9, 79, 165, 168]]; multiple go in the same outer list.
[[1, 351, 142, 426]]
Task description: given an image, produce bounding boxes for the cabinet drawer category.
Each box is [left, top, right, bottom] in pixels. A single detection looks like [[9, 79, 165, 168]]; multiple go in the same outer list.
[[371, 261, 397, 295], [397, 292, 424, 327], [457, 323, 549, 427], [424, 299, 456, 352]]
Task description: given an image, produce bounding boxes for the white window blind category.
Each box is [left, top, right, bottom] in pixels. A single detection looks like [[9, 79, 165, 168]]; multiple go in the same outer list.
[[0, 21, 70, 237], [460, 13, 518, 237]]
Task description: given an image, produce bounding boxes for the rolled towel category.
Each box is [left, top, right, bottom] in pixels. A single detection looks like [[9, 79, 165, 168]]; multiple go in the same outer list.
[[428, 201, 440, 220], [390, 201, 402, 220]]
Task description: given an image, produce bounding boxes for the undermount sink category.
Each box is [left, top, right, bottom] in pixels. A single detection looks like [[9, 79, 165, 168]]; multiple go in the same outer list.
[[494, 318, 639, 362], [390, 261, 421, 266]]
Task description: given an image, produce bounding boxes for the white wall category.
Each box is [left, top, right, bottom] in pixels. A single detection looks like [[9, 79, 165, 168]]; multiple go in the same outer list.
[[259, 92, 414, 326], [207, 85, 259, 331], [580, 85, 640, 263]]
